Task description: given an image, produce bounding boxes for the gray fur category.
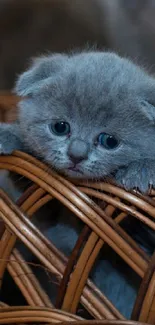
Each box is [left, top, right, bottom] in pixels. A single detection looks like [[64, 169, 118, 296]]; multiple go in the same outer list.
[[1, 51, 155, 191], [1, 51, 155, 317], [0, 123, 23, 154]]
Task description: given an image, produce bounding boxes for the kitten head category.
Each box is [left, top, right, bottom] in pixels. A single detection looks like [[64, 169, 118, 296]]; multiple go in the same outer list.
[[15, 51, 155, 180]]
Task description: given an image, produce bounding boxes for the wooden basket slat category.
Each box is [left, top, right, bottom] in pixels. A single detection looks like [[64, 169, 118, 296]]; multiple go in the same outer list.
[[8, 249, 52, 307]]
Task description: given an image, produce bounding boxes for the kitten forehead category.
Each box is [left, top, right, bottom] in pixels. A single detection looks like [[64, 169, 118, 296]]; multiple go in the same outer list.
[[19, 51, 155, 133], [38, 52, 149, 103], [64, 51, 147, 87], [36, 52, 149, 119]]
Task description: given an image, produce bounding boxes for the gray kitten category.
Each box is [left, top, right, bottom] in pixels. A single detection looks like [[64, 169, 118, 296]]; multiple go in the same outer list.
[[1, 51, 155, 191], [0, 51, 155, 317]]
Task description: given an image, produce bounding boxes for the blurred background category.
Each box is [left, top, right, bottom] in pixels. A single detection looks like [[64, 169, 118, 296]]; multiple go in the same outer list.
[[1, 0, 155, 121]]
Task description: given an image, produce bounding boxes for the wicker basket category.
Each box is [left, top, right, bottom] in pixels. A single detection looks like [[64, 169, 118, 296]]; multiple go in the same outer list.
[[0, 151, 155, 325]]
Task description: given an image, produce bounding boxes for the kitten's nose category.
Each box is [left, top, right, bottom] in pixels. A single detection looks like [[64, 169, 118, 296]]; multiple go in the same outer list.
[[68, 139, 89, 164]]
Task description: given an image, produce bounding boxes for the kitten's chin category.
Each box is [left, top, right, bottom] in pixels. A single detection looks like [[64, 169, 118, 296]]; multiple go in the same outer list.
[[58, 168, 112, 183], [56, 166, 90, 180], [59, 168, 97, 181], [62, 168, 85, 179]]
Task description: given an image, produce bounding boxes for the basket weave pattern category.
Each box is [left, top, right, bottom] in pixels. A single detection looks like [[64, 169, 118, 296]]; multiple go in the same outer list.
[[0, 151, 155, 324]]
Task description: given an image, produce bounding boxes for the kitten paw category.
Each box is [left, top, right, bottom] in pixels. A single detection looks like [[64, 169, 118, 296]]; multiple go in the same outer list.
[[115, 160, 155, 193], [0, 124, 22, 155], [0, 142, 14, 155], [0, 134, 17, 155]]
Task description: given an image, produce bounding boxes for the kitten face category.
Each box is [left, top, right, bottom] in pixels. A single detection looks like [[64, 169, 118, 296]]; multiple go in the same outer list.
[[16, 52, 155, 180]]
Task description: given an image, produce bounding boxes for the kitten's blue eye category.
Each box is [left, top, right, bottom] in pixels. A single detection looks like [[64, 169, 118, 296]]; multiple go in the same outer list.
[[98, 133, 119, 149], [51, 121, 70, 136]]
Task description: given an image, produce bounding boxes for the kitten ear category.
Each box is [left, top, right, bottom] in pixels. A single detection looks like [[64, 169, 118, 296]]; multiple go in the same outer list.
[[14, 54, 68, 96], [141, 99, 155, 123]]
